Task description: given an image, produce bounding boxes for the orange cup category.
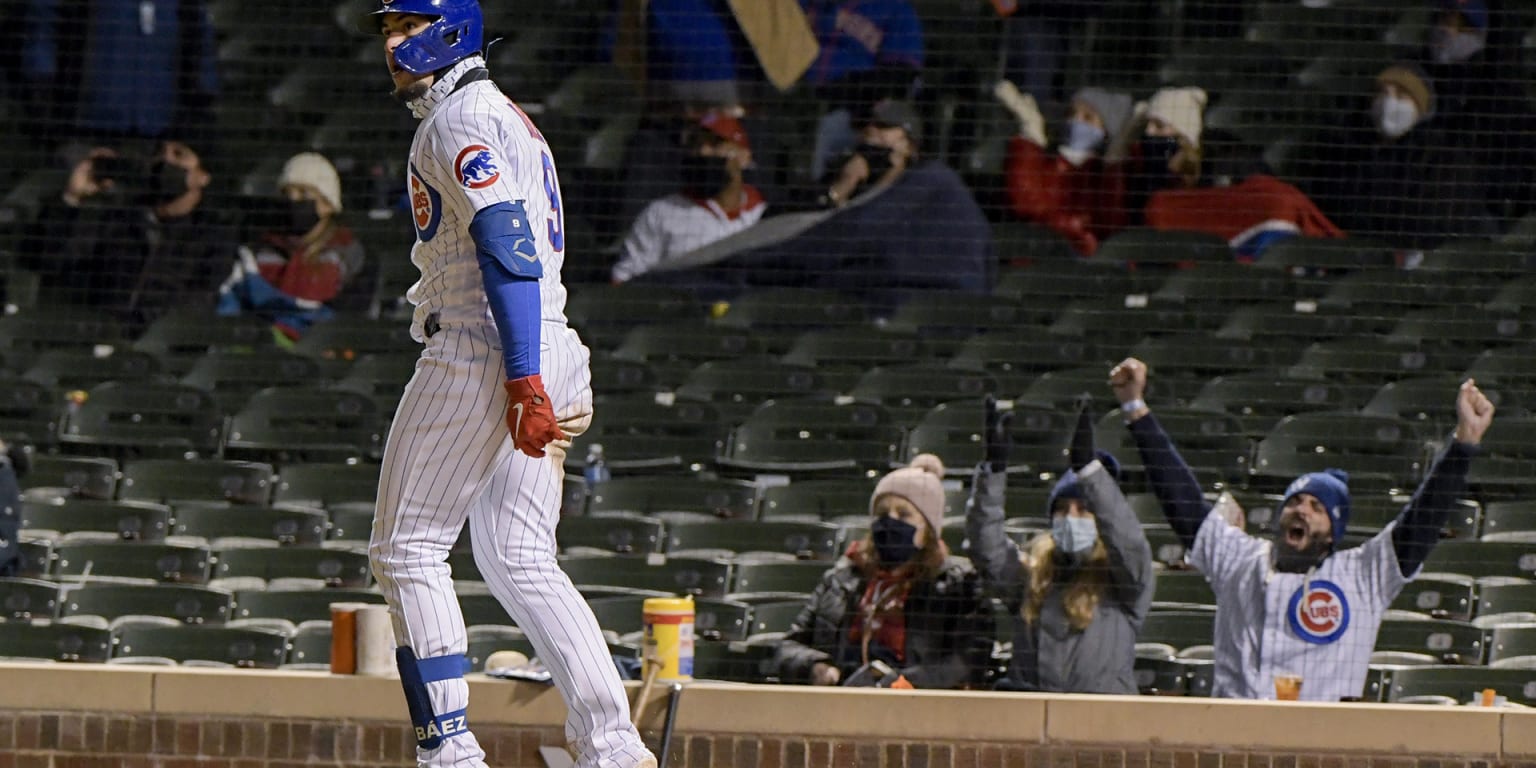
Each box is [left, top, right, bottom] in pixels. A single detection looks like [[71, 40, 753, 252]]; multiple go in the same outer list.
[[1273, 673, 1303, 701]]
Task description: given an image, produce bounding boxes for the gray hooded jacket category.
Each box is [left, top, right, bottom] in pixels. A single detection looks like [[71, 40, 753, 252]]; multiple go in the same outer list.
[[966, 459, 1154, 693]]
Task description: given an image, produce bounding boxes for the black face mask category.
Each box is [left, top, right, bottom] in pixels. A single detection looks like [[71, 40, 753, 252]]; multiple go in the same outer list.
[[870, 516, 920, 566], [149, 160, 190, 203], [1138, 136, 1182, 189], [680, 154, 730, 197], [854, 142, 894, 180], [288, 199, 321, 235]]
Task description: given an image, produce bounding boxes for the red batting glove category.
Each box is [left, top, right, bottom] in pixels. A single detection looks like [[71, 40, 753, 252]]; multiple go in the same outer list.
[[505, 375, 566, 458]]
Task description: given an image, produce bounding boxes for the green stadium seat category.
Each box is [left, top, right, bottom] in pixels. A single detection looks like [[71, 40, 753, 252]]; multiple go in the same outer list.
[[179, 350, 325, 412], [54, 540, 212, 584], [567, 395, 727, 475], [781, 327, 936, 369], [1480, 501, 1536, 539], [1249, 412, 1424, 493], [757, 479, 877, 522], [112, 624, 289, 668], [729, 559, 826, 595], [1190, 373, 1357, 440], [0, 376, 64, 449], [564, 284, 700, 352], [586, 595, 648, 637], [1417, 239, 1533, 278], [1136, 611, 1215, 653], [1150, 571, 1216, 610], [1384, 665, 1536, 706], [674, 358, 833, 423], [133, 311, 275, 375], [334, 351, 416, 408], [213, 545, 371, 587], [1390, 575, 1476, 621], [587, 476, 759, 520], [1464, 344, 1536, 392], [1317, 269, 1480, 314], [693, 597, 753, 642], [1465, 418, 1536, 501], [664, 520, 842, 561], [711, 288, 866, 336], [1388, 307, 1531, 349], [21, 499, 171, 541], [612, 321, 767, 386], [1046, 302, 1197, 351], [233, 587, 384, 622], [23, 456, 117, 501], [1476, 581, 1536, 622], [327, 503, 376, 541], [717, 399, 902, 478], [882, 293, 1042, 339], [119, 459, 274, 505], [557, 514, 664, 556], [292, 315, 415, 377], [287, 620, 333, 666], [1255, 237, 1395, 272], [947, 334, 1103, 382], [1095, 407, 1250, 488], [62, 583, 232, 624], [1362, 376, 1518, 435], [903, 399, 1072, 478], [22, 349, 162, 392], [1148, 263, 1299, 308], [1217, 304, 1383, 344], [459, 590, 516, 628], [1286, 338, 1459, 389], [738, 596, 804, 637], [59, 382, 224, 459], [589, 354, 662, 397], [1423, 541, 1536, 581], [171, 505, 329, 547], [0, 621, 111, 662], [16, 538, 52, 578], [1488, 624, 1536, 666], [989, 222, 1078, 265], [0, 577, 60, 620], [1375, 617, 1487, 664], [689, 638, 777, 683], [224, 386, 382, 462], [848, 364, 998, 427], [559, 554, 733, 598], [272, 463, 380, 507], [0, 309, 124, 371], [1092, 229, 1230, 267]]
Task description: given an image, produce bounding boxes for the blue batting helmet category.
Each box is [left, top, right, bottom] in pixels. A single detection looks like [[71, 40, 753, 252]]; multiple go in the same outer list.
[[362, 0, 484, 76]]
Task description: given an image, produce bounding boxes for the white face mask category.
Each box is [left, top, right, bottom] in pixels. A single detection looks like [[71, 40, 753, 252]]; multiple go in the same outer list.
[[1051, 515, 1099, 555], [1372, 94, 1419, 139], [1063, 119, 1107, 154], [1430, 26, 1486, 64]]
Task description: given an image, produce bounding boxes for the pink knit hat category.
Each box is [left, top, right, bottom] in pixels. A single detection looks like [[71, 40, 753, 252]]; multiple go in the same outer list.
[[870, 454, 947, 535]]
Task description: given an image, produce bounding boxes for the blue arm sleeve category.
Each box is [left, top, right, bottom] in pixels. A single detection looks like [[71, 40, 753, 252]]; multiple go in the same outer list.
[[1127, 413, 1213, 550], [1392, 441, 1477, 576], [470, 203, 543, 380]]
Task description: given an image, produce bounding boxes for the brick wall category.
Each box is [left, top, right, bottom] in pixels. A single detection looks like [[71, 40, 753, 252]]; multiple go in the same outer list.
[[0, 712, 1519, 768]]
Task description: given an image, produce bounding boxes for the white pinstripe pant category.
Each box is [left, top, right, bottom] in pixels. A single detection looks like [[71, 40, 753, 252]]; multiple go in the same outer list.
[[370, 322, 653, 768]]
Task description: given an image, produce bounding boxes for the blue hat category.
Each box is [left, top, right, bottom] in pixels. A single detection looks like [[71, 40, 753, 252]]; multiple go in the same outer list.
[[1047, 451, 1120, 512], [1280, 469, 1351, 546], [1439, 0, 1490, 31]]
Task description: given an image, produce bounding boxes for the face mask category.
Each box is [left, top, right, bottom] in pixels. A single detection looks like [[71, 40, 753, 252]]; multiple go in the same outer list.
[[1051, 515, 1098, 555], [854, 142, 895, 180], [1372, 94, 1419, 139], [1138, 135, 1183, 188], [288, 199, 321, 235], [149, 160, 190, 204], [679, 153, 730, 197], [1430, 26, 1486, 64], [1064, 119, 1107, 154], [870, 515, 920, 566]]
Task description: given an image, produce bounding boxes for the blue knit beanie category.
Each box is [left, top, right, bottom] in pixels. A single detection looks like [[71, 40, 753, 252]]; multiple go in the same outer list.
[[1280, 469, 1351, 546], [1046, 451, 1120, 512]]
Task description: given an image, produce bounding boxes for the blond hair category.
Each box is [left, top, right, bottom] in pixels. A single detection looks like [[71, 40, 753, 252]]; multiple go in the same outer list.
[[1021, 532, 1110, 631]]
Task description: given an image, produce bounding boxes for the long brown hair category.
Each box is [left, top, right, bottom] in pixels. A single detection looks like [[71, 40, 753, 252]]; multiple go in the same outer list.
[[1021, 531, 1110, 631]]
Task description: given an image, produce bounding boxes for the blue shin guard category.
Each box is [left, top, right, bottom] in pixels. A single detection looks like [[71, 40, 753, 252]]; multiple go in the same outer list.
[[395, 647, 472, 750]]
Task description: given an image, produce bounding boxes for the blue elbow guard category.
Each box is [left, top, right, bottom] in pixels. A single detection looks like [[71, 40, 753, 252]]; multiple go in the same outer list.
[[395, 647, 472, 749], [470, 201, 543, 280]]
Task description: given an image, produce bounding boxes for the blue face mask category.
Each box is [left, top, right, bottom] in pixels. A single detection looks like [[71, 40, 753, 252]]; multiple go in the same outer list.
[[1051, 515, 1099, 555], [1064, 119, 1107, 153]]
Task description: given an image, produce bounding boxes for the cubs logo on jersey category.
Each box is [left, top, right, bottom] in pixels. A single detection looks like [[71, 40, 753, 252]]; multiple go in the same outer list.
[[409, 162, 442, 242], [1287, 579, 1351, 645], [455, 145, 501, 189]]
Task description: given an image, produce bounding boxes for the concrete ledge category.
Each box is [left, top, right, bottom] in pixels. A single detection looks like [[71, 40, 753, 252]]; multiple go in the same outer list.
[[0, 663, 154, 712]]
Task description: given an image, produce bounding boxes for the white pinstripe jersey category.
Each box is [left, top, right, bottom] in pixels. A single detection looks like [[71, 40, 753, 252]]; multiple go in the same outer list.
[[403, 59, 574, 348], [1191, 512, 1413, 701]]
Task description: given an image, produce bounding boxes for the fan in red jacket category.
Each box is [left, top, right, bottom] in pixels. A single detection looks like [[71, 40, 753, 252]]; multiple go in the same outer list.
[[1145, 173, 1345, 260], [997, 81, 1133, 258]]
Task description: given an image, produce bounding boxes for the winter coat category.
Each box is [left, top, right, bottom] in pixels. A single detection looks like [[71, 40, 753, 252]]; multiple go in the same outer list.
[[1425, 52, 1536, 222], [965, 460, 1154, 694], [1004, 138, 1128, 257], [1144, 174, 1344, 259], [774, 551, 995, 689]]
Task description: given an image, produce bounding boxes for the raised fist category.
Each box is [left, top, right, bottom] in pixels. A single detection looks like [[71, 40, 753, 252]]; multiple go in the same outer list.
[[1108, 358, 1148, 405], [1454, 379, 1495, 446]]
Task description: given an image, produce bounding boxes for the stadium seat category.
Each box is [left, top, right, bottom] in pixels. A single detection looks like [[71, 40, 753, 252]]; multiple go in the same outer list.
[[21, 499, 171, 542], [1389, 307, 1531, 349], [171, 505, 329, 547], [564, 284, 700, 352], [119, 459, 274, 505], [58, 382, 224, 459], [287, 620, 333, 666], [758, 479, 878, 522], [1148, 263, 1299, 309], [1092, 229, 1230, 267], [567, 395, 727, 475], [1465, 418, 1536, 501], [674, 358, 834, 423], [781, 327, 936, 369], [15, 538, 52, 579], [22, 349, 161, 392], [848, 364, 998, 427], [903, 399, 1073, 478], [947, 334, 1102, 381], [1483, 501, 1536, 540], [587, 476, 759, 520], [459, 591, 516, 628], [1362, 376, 1518, 435], [1255, 237, 1395, 272], [224, 386, 382, 462], [62, 583, 232, 625], [588, 354, 663, 397], [466, 625, 535, 671], [557, 514, 664, 556], [327, 503, 375, 541], [1217, 304, 1383, 344], [1286, 338, 1457, 388], [1476, 581, 1536, 622], [1020, 366, 1184, 410], [881, 293, 1042, 339], [23, 456, 118, 501], [54, 540, 213, 584], [1464, 344, 1536, 392], [586, 595, 648, 638], [738, 596, 805, 637], [692, 597, 753, 642], [1383, 665, 1536, 706], [1190, 373, 1357, 440], [989, 222, 1078, 265], [132, 311, 273, 373], [1149, 571, 1215, 610], [0, 621, 111, 662], [613, 321, 767, 386], [1128, 334, 1297, 380], [0, 309, 124, 371], [1390, 575, 1476, 621], [1047, 302, 1196, 348], [213, 545, 371, 587], [1423, 541, 1536, 581], [1417, 239, 1533, 278], [333, 352, 416, 414], [112, 624, 288, 668], [729, 560, 827, 595], [233, 587, 384, 623], [664, 520, 842, 561], [1317, 267, 1483, 315], [271, 462, 380, 507], [180, 350, 325, 412], [716, 399, 902, 478], [0, 577, 60, 620], [1250, 412, 1424, 493], [1487, 624, 1536, 666], [559, 554, 733, 598], [0, 376, 64, 449], [1136, 611, 1215, 654], [1095, 407, 1250, 488], [711, 288, 866, 336], [293, 315, 415, 376]]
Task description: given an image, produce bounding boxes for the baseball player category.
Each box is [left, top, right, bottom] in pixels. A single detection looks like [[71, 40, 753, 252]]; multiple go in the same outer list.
[[1108, 358, 1494, 701], [361, 3, 656, 767]]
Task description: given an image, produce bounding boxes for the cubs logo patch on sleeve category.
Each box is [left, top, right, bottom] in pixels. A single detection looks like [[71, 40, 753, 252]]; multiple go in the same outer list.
[[456, 144, 501, 189], [409, 162, 442, 242], [1287, 579, 1351, 645]]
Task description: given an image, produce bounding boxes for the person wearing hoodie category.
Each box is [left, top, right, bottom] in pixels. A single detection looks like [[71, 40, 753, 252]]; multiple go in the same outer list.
[[775, 454, 995, 690], [1109, 357, 1495, 701], [966, 397, 1153, 693], [996, 81, 1134, 257]]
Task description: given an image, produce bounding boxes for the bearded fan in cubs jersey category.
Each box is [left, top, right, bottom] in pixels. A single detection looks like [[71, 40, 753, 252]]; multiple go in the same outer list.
[[1108, 358, 1495, 702], [362, 2, 657, 767]]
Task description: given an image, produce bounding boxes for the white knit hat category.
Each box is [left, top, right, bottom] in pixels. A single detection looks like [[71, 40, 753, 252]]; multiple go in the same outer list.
[[1145, 87, 1208, 148], [278, 152, 343, 213], [870, 454, 947, 536]]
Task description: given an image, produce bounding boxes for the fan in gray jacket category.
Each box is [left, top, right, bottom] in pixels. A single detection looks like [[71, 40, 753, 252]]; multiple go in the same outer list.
[[774, 454, 996, 689], [967, 397, 1155, 693]]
